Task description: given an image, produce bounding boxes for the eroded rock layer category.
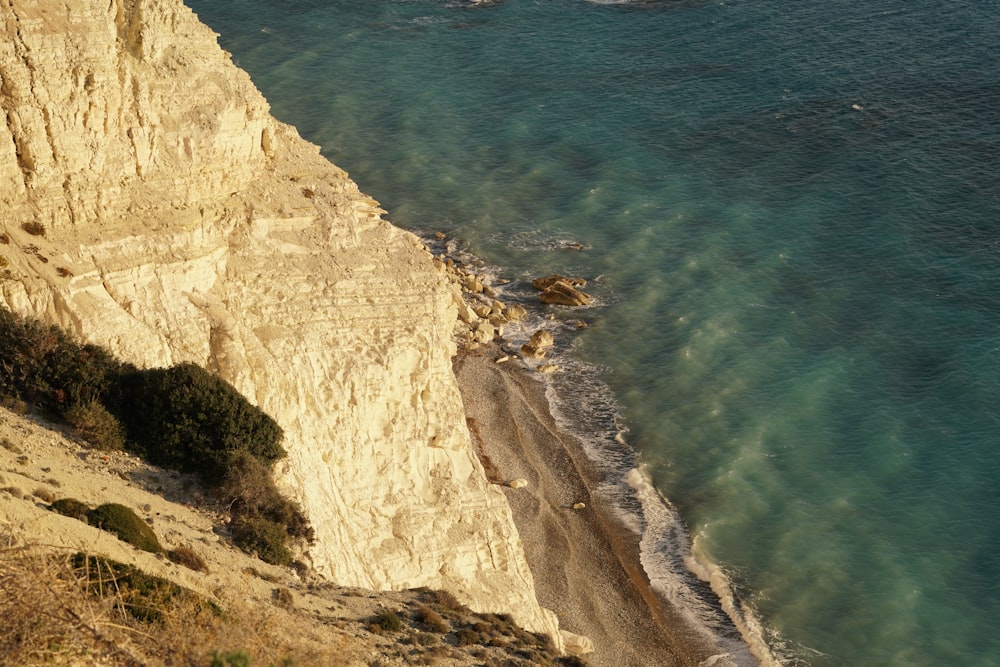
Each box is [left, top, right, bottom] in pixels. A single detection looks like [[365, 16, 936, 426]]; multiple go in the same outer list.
[[0, 0, 560, 644]]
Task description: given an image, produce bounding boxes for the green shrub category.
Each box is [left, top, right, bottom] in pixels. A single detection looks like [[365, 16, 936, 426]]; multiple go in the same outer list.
[[370, 608, 404, 633], [86, 503, 163, 553], [230, 515, 292, 566], [109, 363, 284, 484], [64, 399, 125, 451], [0, 309, 119, 415], [50, 497, 92, 521], [220, 452, 313, 542]]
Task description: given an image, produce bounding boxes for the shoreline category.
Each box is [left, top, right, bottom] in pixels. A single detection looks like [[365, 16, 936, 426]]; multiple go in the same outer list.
[[455, 344, 741, 667]]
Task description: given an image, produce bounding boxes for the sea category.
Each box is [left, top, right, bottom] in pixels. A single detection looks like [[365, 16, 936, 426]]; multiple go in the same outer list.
[[184, 1, 1000, 665]]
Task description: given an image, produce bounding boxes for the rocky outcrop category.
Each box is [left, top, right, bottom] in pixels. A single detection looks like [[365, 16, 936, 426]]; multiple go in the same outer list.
[[531, 274, 592, 307], [0, 0, 560, 647]]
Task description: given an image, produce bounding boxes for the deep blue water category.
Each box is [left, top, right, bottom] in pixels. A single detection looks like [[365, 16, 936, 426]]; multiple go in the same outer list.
[[185, 1, 1000, 664]]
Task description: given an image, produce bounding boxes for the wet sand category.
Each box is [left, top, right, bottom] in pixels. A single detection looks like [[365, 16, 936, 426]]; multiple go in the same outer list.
[[454, 346, 732, 667]]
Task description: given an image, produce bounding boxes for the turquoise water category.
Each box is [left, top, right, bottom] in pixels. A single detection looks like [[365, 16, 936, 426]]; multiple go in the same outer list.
[[186, 1, 1000, 664]]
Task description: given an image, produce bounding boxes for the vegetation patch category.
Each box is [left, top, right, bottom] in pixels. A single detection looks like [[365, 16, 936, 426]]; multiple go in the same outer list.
[[168, 545, 209, 572], [413, 603, 449, 633], [110, 362, 284, 483], [0, 308, 120, 415], [220, 452, 313, 540], [2, 543, 339, 665], [85, 503, 164, 554], [64, 398, 125, 451], [32, 486, 56, 503], [230, 515, 293, 566], [370, 608, 404, 633], [71, 553, 213, 624], [0, 308, 311, 564], [49, 497, 92, 522]]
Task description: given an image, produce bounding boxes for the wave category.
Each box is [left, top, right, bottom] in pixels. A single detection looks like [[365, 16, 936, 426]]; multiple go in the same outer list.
[[542, 359, 774, 666]]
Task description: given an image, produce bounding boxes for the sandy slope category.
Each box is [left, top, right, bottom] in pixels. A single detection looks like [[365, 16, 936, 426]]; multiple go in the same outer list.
[[0, 406, 564, 666]]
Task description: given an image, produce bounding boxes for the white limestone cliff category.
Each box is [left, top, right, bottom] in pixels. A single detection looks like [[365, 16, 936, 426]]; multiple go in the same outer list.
[[0, 0, 562, 647]]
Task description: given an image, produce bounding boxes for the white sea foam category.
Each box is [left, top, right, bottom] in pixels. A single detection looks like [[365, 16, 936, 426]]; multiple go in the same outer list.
[[539, 335, 787, 666]]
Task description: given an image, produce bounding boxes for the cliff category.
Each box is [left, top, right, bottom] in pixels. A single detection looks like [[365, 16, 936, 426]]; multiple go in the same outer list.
[[0, 0, 560, 646]]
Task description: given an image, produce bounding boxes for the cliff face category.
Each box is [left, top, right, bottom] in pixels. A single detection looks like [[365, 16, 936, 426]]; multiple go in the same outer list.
[[0, 0, 560, 644]]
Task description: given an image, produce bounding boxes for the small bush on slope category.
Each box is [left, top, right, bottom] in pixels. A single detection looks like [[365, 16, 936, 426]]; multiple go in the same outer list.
[[220, 452, 313, 543], [230, 515, 293, 567], [86, 503, 164, 554], [64, 398, 126, 451], [72, 553, 204, 624], [49, 497, 92, 522], [168, 545, 209, 572]]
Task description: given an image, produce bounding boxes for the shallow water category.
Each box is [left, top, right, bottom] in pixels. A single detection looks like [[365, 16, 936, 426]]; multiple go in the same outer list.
[[186, 1, 1000, 664]]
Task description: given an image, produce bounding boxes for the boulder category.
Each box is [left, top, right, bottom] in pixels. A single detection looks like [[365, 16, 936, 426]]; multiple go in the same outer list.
[[520, 329, 554, 359], [473, 321, 496, 344], [538, 281, 591, 307], [463, 273, 484, 294]]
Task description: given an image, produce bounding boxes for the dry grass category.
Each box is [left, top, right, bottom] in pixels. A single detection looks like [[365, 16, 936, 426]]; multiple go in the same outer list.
[[0, 536, 351, 666], [0, 537, 146, 665]]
